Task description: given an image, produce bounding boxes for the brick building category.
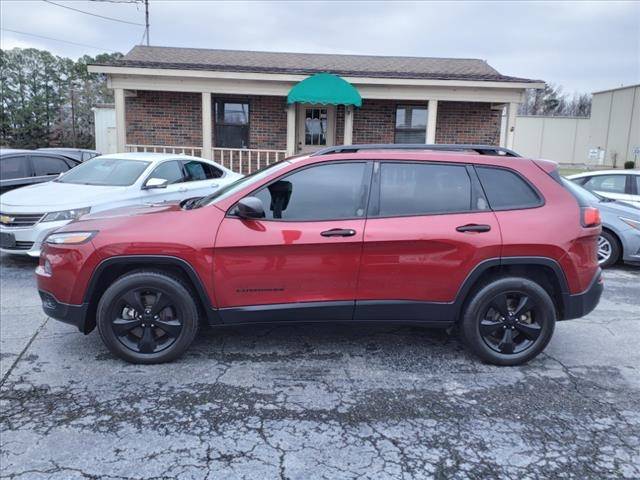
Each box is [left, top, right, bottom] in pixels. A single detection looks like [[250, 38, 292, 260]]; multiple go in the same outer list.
[[89, 46, 543, 173]]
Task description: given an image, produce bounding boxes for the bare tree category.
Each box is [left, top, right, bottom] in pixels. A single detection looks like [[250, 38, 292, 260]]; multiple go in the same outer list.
[[519, 83, 591, 117]]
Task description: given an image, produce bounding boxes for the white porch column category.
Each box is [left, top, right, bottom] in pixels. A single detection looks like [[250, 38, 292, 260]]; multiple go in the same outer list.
[[114, 88, 126, 152], [343, 105, 354, 145], [286, 103, 296, 156], [506, 102, 517, 150], [201, 92, 212, 159], [426, 100, 438, 144]]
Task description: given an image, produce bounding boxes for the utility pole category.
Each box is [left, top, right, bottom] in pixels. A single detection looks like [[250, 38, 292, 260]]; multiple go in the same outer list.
[[70, 88, 77, 148], [144, 0, 150, 46]]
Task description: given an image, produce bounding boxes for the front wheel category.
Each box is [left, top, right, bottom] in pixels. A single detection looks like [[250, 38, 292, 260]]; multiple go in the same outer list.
[[460, 277, 556, 366], [597, 230, 621, 268], [97, 271, 199, 364]]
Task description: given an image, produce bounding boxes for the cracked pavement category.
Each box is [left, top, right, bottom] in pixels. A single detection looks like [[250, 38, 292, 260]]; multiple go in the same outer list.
[[1, 251, 639, 479]]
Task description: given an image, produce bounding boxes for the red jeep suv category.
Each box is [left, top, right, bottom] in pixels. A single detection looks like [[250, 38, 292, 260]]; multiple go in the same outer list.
[[36, 144, 603, 365]]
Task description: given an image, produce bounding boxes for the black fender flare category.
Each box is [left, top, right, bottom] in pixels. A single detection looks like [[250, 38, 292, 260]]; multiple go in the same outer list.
[[84, 255, 221, 325], [452, 256, 571, 319]]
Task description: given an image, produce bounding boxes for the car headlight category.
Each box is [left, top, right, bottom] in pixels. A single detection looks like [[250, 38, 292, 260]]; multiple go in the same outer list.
[[619, 217, 640, 230], [45, 231, 97, 245], [41, 207, 91, 223]]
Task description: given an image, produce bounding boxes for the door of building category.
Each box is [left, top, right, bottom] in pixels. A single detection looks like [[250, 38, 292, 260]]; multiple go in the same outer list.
[[296, 104, 335, 154]]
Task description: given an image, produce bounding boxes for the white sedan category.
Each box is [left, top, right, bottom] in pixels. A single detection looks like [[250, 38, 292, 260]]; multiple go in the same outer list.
[[567, 169, 640, 208], [0, 153, 242, 257]]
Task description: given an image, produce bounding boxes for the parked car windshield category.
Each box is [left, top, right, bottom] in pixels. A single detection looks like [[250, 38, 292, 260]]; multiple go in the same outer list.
[[195, 160, 292, 207], [56, 158, 150, 186]]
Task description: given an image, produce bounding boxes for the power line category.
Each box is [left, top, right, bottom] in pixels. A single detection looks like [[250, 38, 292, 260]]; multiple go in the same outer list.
[[1, 28, 116, 52], [42, 0, 144, 26]]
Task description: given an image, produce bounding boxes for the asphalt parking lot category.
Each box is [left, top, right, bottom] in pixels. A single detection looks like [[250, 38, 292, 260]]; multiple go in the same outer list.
[[1, 252, 639, 479]]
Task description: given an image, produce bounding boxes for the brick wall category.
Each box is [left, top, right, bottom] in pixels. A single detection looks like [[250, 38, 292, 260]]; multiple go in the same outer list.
[[435, 101, 501, 145], [352, 100, 396, 144], [126, 91, 202, 146], [244, 95, 287, 150], [125, 91, 502, 152]]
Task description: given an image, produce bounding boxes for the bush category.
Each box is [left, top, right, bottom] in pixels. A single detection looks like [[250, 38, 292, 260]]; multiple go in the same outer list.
[[624, 161, 636, 169]]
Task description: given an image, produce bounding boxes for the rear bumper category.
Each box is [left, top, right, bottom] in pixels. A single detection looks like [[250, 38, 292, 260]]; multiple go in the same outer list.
[[39, 290, 89, 334], [561, 269, 604, 320]]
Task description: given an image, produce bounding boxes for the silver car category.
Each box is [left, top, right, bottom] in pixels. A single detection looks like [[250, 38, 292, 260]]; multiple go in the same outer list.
[[0, 153, 241, 257], [563, 178, 640, 267]]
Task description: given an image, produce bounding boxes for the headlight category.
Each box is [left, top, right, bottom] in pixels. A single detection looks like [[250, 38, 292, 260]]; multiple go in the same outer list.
[[45, 231, 97, 245], [41, 207, 91, 223], [620, 217, 640, 230]]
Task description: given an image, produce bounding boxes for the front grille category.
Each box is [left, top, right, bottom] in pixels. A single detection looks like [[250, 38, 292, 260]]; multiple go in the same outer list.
[[0, 212, 44, 228], [14, 241, 35, 250]]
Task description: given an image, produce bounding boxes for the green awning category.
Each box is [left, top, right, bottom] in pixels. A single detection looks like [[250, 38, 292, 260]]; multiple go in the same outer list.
[[287, 73, 362, 107]]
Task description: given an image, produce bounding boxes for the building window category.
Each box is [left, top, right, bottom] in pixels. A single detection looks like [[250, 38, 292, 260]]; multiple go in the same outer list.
[[395, 105, 427, 143], [214, 100, 249, 148]]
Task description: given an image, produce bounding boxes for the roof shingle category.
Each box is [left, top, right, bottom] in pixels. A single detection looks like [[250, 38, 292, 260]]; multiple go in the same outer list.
[[107, 45, 540, 83]]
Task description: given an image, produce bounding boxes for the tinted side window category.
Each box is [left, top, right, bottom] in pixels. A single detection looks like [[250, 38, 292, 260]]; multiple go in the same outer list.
[[379, 163, 472, 216], [0, 156, 30, 180], [634, 175, 640, 194], [182, 160, 223, 181], [476, 166, 542, 209], [253, 162, 369, 220], [582, 174, 626, 194], [149, 161, 185, 184], [33, 156, 70, 176]]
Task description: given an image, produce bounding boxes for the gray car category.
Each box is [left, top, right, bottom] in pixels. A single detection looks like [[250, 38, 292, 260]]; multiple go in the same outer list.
[[563, 178, 640, 267]]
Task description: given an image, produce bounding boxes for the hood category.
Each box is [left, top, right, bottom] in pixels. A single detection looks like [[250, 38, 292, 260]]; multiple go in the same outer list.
[[598, 199, 640, 218], [82, 202, 183, 220], [0, 181, 128, 212]]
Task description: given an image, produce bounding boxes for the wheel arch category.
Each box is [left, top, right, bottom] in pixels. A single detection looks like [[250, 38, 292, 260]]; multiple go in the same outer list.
[[83, 255, 219, 333], [601, 226, 623, 251], [454, 257, 570, 321]]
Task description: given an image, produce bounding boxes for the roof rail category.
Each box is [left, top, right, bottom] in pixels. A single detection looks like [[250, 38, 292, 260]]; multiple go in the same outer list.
[[311, 144, 521, 157]]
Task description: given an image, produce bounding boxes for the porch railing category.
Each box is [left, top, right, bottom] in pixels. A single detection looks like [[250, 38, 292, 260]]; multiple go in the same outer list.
[[212, 147, 287, 175], [123, 144, 287, 175], [125, 144, 203, 156]]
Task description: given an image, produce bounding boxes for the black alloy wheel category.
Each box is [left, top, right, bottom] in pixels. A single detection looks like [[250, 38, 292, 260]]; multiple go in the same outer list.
[[479, 291, 542, 355], [97, 271, 199, 364], [112, 288, 182, 354], [460, 277, 556, 366]]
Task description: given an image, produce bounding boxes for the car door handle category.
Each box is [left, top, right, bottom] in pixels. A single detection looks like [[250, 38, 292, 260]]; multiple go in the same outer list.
[[456, 224, 491, 233], [178, 187, 188, 192], [321, 228, 357, 237]]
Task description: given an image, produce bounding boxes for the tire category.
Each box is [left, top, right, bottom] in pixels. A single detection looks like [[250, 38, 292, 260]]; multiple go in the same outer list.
[[460, 277, 556, 366], [97, 271, 200, 364], [598, 230, 621, 268]]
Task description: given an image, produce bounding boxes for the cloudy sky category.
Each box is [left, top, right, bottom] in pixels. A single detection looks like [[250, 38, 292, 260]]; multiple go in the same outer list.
[[1, 0, 638, 94]]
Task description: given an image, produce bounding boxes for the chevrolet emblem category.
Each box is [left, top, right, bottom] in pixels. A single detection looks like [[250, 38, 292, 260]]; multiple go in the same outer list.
[[0, 215, 14, 225]]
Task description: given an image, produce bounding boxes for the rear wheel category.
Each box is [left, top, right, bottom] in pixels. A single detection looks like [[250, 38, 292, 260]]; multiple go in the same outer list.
[[97, 271, 199, 364], [460, 277, 556, 366], [597, 230, 621, 268]]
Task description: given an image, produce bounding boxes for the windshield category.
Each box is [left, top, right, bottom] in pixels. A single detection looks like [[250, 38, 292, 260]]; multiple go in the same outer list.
[[57, 158, 150, 186], [195, 160, 292, 207]]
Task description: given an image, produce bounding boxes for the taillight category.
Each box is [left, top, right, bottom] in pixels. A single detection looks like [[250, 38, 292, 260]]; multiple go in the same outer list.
[[581, 207, 601, 227]]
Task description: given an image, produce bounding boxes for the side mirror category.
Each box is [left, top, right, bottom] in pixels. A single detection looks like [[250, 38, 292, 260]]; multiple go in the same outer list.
[[143, 178, 168, 190], [235, 196, 265, 219]]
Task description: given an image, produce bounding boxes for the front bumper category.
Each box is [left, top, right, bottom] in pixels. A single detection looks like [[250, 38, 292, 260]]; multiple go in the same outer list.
[[0, 219, 71, 257], [562, 269, 604, 320], [38, 290, 90, 333]]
